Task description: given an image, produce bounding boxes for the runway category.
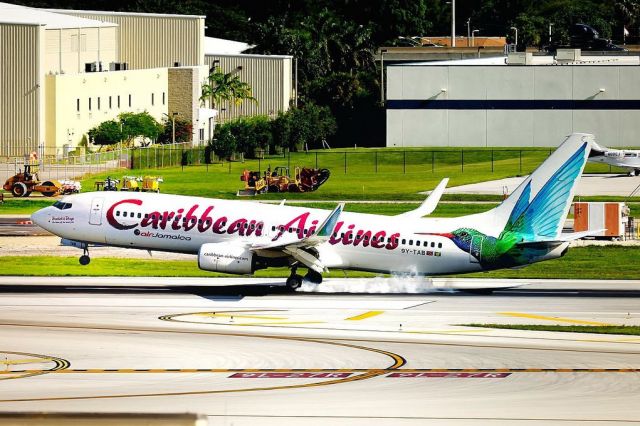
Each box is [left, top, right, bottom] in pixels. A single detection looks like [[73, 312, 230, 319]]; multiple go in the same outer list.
[[0, 277, 639, 425]]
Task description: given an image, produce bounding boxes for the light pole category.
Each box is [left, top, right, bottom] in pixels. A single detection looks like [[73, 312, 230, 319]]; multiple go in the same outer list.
[[172, 112, 179, 144], [472, 29, 479, 47], [549, 23, 554, 44], [510, 26, 518, 47], [467, 18, 471, 46], [451, 0, 456, 47]]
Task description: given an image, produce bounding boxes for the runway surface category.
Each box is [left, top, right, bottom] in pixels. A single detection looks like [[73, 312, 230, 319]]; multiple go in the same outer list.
[[0, 277, 639, 425]]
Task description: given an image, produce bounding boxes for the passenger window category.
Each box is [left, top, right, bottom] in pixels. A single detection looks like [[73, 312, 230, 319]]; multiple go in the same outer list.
[[402, 239, 406, 244], [438, 242, 442, 248], [138, 213, 141, 218], [431, 242, 435, 248], [116, 211, 120, 217], [409, 240, 413, 245]]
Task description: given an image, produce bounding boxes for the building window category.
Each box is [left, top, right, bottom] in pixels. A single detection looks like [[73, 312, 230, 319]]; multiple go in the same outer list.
[[88, 98, 92, 111], [128, 94, 132, 107], [162, 92, 166, 105], [76, 98, 80, 112], [109, 96, 112, 109], [97, 97, 101, 110], [117, 95, 121, 109], [151, 93, 155, 106]]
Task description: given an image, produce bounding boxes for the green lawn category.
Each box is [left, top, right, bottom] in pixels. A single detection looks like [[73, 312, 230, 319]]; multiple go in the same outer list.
[[463, 324, 640, 335], [2, 246, 638, 279]]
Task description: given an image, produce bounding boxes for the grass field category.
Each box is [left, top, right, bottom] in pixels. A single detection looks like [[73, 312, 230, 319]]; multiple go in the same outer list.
[[2, 246, 638, 279], [463, 324, 640, 335]]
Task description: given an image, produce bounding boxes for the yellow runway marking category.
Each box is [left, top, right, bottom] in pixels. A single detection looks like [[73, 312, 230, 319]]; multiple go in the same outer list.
[[499, 312, 612, 326], [345, 311, 384, 321], [0, 358, 52, 365]]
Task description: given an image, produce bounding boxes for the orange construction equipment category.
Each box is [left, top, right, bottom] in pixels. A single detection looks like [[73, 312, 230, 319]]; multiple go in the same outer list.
[[2, 163, 62, 197], [238, 166, 330, 196]]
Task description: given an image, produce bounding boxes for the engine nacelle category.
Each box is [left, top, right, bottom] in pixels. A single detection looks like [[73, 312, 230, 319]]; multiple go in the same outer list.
[[198, 243, 255, 274]]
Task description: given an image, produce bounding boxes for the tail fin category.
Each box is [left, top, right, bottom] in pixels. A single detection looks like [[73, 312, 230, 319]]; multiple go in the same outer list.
[[490, 133, 593, 241]]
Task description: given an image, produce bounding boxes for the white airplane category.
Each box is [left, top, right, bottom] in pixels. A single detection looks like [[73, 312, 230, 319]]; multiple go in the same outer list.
[[32, 133, 596, 291], [588, 142, 640, 175]]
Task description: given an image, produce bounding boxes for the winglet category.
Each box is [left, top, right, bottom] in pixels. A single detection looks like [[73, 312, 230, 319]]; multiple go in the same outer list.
[[315, 203, 344, 238], [397, 178, 449, 219]]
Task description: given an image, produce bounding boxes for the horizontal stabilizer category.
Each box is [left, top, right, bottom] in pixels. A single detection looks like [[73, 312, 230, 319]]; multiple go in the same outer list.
[[397, 178, 449, 219]]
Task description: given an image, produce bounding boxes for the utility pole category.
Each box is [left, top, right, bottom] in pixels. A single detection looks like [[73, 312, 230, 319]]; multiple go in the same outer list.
[[451, 0, 456, 47]]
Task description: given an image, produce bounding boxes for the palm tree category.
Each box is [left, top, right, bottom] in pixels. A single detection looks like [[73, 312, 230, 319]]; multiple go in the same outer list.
[[200, 66, 257, 110]]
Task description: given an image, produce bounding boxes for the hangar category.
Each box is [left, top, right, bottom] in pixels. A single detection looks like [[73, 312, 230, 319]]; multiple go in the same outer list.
[[0, 2, 293, 157], [386, 51, 640, 148]]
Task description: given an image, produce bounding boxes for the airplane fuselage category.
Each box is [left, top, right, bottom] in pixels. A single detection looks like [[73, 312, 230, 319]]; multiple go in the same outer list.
[[33, 191, 495, 276]]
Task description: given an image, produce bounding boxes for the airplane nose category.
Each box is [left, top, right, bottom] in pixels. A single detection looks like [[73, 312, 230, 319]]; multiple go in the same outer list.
[[31, 208, 49, 228]]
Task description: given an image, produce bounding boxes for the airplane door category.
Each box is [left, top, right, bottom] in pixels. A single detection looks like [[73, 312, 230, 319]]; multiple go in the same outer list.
[[89, 198, 104, 225], [469, 235, 482, 263]]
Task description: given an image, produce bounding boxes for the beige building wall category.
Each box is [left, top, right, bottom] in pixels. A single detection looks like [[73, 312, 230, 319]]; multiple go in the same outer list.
[[51, 10, 204, 70], [45, 67, 168, 153], [204, 54, 293, 123], [44, 26, 117, 75], [0, 23, 45, 157]]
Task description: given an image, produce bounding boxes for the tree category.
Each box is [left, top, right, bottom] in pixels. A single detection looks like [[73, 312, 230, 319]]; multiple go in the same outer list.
[[158, 117, 193, 144], [210, 125, 236, 160], [119, 112, 163, 147], [200, 66, 257, 109], [87, 120, 122, 149]]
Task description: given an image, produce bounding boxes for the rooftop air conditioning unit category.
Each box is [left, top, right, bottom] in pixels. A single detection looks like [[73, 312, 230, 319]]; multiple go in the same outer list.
[[507, 52, 533, 65], [85, 62, 97, 72]]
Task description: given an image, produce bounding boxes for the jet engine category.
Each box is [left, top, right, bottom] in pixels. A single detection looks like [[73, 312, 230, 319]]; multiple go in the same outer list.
[[198, 243, 256, 274]]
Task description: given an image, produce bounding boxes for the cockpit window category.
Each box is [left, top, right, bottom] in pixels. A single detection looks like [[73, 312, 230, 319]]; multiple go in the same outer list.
[[53, 201, 72, 210]]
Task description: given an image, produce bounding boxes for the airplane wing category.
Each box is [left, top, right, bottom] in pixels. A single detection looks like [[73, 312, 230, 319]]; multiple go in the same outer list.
[[250, 203, 344, 273], [396, 178, 448, 219]]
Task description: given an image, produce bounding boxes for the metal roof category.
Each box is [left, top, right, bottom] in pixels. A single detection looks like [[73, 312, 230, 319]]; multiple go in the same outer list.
[[204, 37, 254, 55], [46, 8, 205, 19], [0, 2, 117, 29]]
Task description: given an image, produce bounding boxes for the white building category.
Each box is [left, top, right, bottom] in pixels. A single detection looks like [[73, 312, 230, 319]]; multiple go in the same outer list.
[[1, 2, 294, 157], [386, 51, 640, 147]]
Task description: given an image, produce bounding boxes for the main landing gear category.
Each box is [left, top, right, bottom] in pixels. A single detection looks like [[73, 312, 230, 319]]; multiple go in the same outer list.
[[79, 245, 90, 265], [285, 265, 323, 291]]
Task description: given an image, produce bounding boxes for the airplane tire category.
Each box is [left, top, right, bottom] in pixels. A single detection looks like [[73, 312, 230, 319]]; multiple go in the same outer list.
[[285, 274, 302, 291], [79, 255, 90, 266], [304, 270, 323, 284]]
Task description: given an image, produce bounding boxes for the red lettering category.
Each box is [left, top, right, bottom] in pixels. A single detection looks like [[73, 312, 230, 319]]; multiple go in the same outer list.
[[198, 206, 213, 232], [329, 221, 344, 245], [227, 218, 247, 235], [341, 224, 355, 245], [159, 211, 175, 230], [371, 231, 387, 248], [272, 212, 310, 241], [171, 208, 184, 230], [353, 229, 372, 247], [106, 199, 142, 230], [183, 205, 199, 231], [212, 216, 227, 234], [386, 233, 400, 250]]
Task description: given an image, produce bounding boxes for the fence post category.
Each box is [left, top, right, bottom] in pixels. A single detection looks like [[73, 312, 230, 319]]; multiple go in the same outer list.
[[375, 151, 378, 173], [431, 151, 434, 172], [519, 150, 522, 173], [344, 152, 347, 174], [491, 149, 494, 173], [403, 151, 406, 174], [461, 150, 464, 172], [315, 152, 318, 169]]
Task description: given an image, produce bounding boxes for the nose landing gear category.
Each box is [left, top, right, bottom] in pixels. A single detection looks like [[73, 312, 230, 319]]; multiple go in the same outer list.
[[79, 245, 90, 265]]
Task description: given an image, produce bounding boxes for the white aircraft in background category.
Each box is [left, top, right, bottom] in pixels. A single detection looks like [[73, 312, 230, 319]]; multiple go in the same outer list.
[[32, 133, 596, 291], [588, 142, 640, 176]]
